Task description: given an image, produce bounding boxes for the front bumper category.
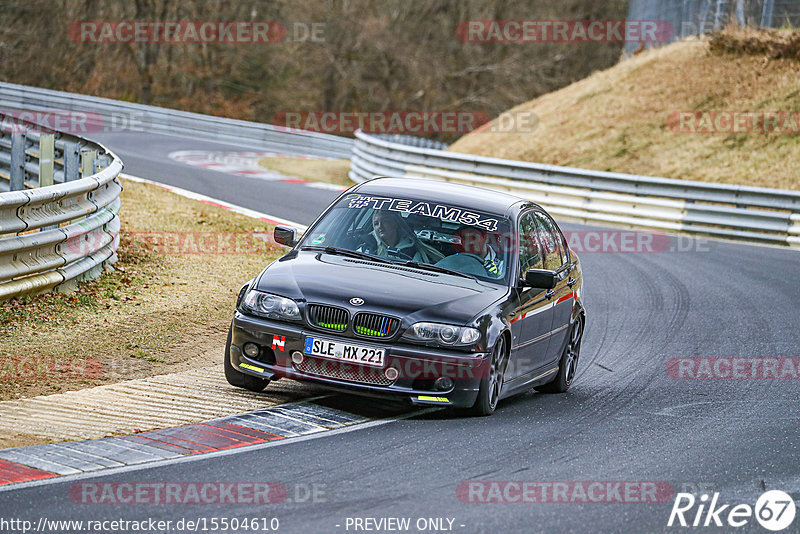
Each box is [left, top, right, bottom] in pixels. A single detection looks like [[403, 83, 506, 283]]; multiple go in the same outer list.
[[230, 311, 487, 408]]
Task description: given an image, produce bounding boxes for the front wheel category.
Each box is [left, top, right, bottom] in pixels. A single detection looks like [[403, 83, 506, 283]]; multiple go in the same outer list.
[[536, 316, 583, 394], [224, 323, 270, 392], [466, 336, 508, 416]]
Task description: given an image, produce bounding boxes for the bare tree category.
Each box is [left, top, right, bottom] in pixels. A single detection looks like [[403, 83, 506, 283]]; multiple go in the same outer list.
[[0, 0, 628, 139]]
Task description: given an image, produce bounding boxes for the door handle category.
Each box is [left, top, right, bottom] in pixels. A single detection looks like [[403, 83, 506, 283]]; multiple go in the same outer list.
[[545, 289, 555, 299], [567, 277, 577, 288]]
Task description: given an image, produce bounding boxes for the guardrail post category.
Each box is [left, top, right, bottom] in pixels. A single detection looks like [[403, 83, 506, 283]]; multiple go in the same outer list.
[[71, 147, 99, 225], [93, 155, 111, 174], [80, 148, 97, 178], [93, 154, 113, 226], [39, 133, 54, 188], [63, 141, 80, 182], [10, 131, 25, 191]]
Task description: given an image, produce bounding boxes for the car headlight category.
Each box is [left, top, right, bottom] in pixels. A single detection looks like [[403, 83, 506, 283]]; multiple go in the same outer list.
[[240, 290, 300, 321], [236, 279, 254, 307], [403, 322, 481, 347]]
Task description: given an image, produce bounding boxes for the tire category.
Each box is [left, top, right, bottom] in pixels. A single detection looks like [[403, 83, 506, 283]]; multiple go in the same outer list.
[[224, 323, 270, 392], [467, 335, 508, 416], [536, 316, 583, 394]]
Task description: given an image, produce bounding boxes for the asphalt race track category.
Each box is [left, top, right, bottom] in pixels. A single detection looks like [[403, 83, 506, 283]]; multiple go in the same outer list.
[[2, 129, 799, 533], [93, 130, 343, 225]]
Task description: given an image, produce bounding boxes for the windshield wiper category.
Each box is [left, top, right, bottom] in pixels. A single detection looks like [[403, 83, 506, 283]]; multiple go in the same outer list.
[[401, 260, 477, 281], [300, 245, 393, 264], [302, 246, 478, 280]]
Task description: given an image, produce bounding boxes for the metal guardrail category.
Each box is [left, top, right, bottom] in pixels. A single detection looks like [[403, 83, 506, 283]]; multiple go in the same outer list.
[[6, 82, 798, 251], [369, 133, 450, 151], [0, 82, 353, 160], [350, 130, 800, 247], [0, 112, 123, 301]]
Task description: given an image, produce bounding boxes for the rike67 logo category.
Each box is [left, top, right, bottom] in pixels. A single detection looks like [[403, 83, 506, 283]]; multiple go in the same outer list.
[[668, 490, 796, 531]]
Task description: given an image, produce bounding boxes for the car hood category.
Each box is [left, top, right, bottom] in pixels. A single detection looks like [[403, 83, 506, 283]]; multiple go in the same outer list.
[[254, 251, 507, 325]]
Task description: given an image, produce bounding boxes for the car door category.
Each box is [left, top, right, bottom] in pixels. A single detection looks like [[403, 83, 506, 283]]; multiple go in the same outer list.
[[507, 211, 556, 379], [534, 211, 575, 365]]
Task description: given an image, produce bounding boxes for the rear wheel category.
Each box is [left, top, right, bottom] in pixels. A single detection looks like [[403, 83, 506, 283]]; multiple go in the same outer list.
[[536, 316, 583, 393], [467, 336, 508, 416], [224, 323, 270, 392]]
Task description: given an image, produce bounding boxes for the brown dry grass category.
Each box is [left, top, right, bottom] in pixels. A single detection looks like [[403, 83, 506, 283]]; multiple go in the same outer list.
[[0, 178, 282, 400], [449, 29, 800, 190], [709, 27, 800, 59], [258, 157, 353, 187]]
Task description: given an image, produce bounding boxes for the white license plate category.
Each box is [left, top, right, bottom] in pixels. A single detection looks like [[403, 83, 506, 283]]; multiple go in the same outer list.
[[303, 336, 385, 367]]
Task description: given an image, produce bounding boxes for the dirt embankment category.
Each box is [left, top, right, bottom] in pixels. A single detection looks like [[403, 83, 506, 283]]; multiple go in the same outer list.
[[0, 178, 282, 401], [449, 29, 800, 190]]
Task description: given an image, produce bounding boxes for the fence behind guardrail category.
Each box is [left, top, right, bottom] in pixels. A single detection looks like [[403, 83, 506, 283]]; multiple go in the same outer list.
[[625, 0, 800, 55]]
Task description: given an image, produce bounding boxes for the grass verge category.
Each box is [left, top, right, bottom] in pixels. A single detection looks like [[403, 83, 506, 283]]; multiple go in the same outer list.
[[0, 178, 282, 401], [258, 156, 353, 187]]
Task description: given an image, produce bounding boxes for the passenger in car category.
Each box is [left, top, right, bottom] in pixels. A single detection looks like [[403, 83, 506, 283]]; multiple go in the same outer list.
[[359, 210, 443, 263]]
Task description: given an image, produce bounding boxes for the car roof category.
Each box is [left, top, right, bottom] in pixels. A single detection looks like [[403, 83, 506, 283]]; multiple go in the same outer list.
[[354, 177, 532, 216]]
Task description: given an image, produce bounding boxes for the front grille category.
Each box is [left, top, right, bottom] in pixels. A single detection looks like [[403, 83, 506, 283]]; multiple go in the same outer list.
[[354, 313, 400, 338], [295, 356, 393, 386], [307, 304, 349, 332]]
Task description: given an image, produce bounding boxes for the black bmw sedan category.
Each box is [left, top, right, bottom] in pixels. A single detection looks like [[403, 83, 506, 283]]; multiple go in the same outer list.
[[225, 177, 585, 415]]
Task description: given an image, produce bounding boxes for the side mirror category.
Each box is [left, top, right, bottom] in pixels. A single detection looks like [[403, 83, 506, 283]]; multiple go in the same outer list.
[[523, 269, 557, 289], [274, 225, 298, 247]]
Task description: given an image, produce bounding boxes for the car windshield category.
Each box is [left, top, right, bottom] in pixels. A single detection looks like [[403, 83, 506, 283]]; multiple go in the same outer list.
[[298, 192, 513, 285]]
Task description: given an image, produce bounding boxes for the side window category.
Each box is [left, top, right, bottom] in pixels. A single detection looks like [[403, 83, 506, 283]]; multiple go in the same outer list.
[[518, 212, 543, 274], [534, 212, 565, 271], [559, 230, 570, 265]]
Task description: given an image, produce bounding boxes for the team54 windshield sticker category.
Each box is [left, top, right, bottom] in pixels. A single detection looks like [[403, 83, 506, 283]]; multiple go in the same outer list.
[[346, 195, 500, 231]]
